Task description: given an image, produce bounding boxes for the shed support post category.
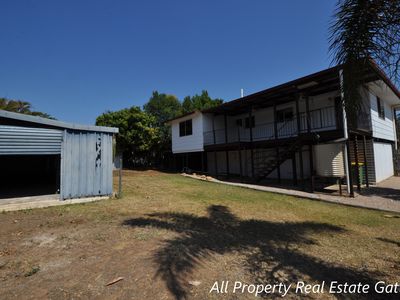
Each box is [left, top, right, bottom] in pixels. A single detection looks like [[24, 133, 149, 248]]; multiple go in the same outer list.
[[363, 135, 369, 188], [118, 156, 123, 198], [56, 156, 61, 195]]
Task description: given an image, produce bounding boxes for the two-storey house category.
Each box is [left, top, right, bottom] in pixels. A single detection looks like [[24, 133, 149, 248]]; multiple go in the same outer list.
[[167, 61, 400, 196]]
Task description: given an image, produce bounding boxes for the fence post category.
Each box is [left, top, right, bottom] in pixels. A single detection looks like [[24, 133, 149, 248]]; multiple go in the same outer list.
[[118, 156, 122, 198]]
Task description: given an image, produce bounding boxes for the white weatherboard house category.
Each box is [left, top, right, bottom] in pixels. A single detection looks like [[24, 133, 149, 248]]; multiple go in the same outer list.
[[167, 62, 400, 196]]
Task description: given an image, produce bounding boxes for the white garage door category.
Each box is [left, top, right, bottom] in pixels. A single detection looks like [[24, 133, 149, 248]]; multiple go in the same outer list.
[[373, 142, 394, 183]]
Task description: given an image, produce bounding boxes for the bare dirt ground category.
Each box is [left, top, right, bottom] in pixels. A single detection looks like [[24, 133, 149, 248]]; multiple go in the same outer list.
[[0, 170, 399, 299]]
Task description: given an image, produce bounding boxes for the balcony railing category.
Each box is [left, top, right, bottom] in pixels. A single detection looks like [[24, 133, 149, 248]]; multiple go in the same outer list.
[[204, 106, 337, 146]]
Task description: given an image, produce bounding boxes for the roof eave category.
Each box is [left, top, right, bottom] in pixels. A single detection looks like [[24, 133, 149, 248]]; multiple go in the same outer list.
[[165, 110, 200, 125], [0, 110, 119, 133]]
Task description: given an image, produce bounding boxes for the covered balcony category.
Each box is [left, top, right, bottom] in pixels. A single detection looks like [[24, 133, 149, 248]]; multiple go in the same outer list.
[[204, 105, 338, 146]]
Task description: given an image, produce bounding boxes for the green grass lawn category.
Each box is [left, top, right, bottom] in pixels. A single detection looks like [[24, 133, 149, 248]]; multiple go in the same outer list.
[[0, 170, 399, 299]]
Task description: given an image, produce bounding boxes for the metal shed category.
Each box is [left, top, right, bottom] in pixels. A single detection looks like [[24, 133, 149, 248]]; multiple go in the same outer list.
[[0, 110, 118, 200]]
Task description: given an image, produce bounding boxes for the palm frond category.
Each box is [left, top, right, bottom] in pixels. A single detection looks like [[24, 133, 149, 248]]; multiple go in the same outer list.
[[329, 0, 400, 123]]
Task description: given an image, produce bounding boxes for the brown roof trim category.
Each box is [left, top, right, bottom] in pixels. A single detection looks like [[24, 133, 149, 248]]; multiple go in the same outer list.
[[168, 60, 399, 120], [367, 60, 400, 99], [165, 110, 198, 124], [201, 65, 342, 114]]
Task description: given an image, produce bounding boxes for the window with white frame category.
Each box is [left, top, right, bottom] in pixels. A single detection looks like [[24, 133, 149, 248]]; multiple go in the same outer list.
[[377, 97, 385, 119], [179, 119, 193, 136]]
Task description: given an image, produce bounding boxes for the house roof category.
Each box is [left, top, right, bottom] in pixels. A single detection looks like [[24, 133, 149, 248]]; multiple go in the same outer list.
[[368, 60, 400, 99], [165, 110, 200, 124], [0, 110, 119, 133], [170, 60, 400, 119]]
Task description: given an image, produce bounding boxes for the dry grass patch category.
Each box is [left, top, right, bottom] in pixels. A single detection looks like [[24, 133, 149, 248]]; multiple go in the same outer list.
[[0, 170, 399, 299]]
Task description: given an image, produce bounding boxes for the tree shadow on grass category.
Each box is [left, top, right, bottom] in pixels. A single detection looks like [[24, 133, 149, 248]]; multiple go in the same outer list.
[[122, 205, 389, 300]]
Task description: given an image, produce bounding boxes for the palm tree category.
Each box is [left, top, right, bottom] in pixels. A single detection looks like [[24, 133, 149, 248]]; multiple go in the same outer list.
[[0, 97, 55, 119], [6, 100, 32, 113], [329, 0, 400, 122]]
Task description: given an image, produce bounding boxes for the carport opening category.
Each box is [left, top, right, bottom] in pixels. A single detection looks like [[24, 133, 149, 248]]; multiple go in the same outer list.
[[0, 155, 60, 199]]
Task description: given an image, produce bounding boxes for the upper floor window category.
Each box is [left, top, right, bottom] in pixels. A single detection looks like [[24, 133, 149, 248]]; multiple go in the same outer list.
[[244, 116, 255, 129], [276, 108, 294, 122], [179, 119, 192, 137], [377, 97, 385, 119]]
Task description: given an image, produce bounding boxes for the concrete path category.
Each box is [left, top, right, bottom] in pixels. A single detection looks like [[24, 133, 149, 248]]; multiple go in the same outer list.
[[0, 194, 110, 212], [183, 174, 400, 213]]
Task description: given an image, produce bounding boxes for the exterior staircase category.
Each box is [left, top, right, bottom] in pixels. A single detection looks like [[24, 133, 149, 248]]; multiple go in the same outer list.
[[254, 133, 319, 181]]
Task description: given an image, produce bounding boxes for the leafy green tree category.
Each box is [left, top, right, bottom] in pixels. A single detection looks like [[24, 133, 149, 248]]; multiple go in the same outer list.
[[0, 97, 55, 119], [143, 91, 182, 155], [182, 90, 223, 113], [329, 0, 400, 122], [97, 90, 223, 168], [96, 106, 160, 166], [143, 91, 182, 127]]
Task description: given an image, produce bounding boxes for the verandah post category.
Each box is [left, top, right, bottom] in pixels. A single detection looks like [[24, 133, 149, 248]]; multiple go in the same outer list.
[[339, 69, 353, 196], [292, 153, 297, 185], [305, 95, 311, 133], [224, 113, 230, 178], [354, 135, 361, 192], [346, 139, 355, 197], [309, 144, 315, 192], [238, 125, 243, 181], [249, 106, 255, 178], [295, 96, 304, 188], [273, 102, 281, 184], [276, 147, 281, 184], [201, 151, 205, 173], [212, 114, 218, 177], [363, 135, 369, 187]]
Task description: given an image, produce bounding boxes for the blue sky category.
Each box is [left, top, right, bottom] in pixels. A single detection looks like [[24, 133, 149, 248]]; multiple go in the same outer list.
[[0, 0, 337, 124]]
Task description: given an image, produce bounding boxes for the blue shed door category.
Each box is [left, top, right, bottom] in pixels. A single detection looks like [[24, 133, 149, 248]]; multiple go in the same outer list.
[[60, 131, 113, 200], [0, 125, 63, 155]]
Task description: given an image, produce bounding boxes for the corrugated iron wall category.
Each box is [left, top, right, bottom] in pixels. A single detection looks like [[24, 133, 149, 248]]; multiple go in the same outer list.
[[60, 130, 113, 200], [0, 125, 63, 155]]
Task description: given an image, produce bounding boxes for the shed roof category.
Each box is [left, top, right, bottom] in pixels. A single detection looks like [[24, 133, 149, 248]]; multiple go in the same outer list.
[[0, 110, 119, 133]]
